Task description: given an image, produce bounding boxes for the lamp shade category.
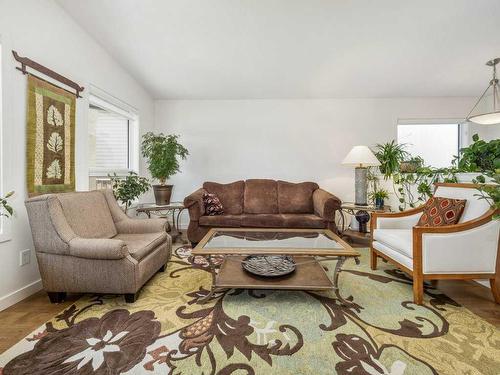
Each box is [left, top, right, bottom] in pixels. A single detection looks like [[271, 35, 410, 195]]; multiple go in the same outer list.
[[468, 111, 500, 125], [342, 145, 380, 167]]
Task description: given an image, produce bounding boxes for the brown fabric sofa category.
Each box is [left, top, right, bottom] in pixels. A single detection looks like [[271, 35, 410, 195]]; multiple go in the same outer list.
[[184, 179, 341, 244], [25, 189, 171, 303]]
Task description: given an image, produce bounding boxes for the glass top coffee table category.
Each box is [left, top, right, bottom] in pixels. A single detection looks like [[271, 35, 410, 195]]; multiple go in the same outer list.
[[191, 228, 360, 303]]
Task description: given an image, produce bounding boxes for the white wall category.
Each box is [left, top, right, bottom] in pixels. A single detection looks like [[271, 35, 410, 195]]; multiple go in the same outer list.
[[0, 0, 155, 310], [154, 97, 499, 226]]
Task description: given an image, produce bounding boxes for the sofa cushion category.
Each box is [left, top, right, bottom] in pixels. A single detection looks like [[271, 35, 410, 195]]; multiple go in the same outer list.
[[373, 229, 413, 258], [204, 181, 244, 215], [278, 181, 318, 214], [114, 232, 168, 261], [199, 215, 242, 227], [281, 214, 326, 229], [202, 193, 224, 215], [57, 191, 117, 239], [241, 214, 284, 227], [244, 179, 278, 214]]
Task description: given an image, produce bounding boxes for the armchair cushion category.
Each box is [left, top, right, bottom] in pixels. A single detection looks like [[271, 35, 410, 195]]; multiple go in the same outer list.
[[57, 191, 117, 239], [69, 238, 128, 260], [373, 229, 413, 258], [114, 232, 169, 261], [417, 197, 466, 227], [115, 218, 168, 234]]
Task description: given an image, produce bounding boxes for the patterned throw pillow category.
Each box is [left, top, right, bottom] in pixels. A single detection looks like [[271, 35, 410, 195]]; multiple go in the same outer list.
[[417, 197, 466, 227], [203, 193, 224, 216]]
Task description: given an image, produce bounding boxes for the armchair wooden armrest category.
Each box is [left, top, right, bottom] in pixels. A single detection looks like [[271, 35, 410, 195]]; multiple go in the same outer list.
[[371, 206, 425, 231]]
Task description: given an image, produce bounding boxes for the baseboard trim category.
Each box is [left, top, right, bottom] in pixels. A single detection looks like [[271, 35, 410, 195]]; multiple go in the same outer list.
[[0, 279, 43, 312]]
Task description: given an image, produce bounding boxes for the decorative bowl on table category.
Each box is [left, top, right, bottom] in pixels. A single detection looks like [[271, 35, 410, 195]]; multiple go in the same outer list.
[[241, 255, 296, 277]]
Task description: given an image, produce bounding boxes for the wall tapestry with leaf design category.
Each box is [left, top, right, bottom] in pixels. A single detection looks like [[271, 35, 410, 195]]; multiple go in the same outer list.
[[26, 75, 75, 195]]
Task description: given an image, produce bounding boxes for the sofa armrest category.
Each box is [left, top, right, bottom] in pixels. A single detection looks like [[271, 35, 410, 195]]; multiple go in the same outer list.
[[69, 237, 129, 260], [184, 188, 207, 221], [313, 189, 341, 221], [115, 218, 168, 234]]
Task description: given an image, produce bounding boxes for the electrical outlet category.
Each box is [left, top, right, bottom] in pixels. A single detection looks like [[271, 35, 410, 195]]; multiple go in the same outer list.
[[20, 249, 31, 266]]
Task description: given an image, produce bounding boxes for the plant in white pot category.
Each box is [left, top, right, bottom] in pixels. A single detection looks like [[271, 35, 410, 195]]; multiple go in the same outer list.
[[141, 132, 189, 205], [455, 134, 499, 182]]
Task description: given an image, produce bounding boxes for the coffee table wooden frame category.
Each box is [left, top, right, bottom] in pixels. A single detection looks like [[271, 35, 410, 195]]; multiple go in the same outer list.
[[191, 228, 360, 303]]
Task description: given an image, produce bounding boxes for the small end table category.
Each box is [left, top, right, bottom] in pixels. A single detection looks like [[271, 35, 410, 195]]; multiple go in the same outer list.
[[136, 202, 187, 243], [339, 202, 392, 245]]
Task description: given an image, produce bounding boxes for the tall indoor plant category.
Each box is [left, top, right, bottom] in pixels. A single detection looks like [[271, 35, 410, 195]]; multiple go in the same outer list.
[[141, 132, 189, 205]]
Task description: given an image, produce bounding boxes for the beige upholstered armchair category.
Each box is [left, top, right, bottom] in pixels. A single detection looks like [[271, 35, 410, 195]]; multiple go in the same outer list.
[[25, 189, 171, 303], [371, 183, 499, 305]]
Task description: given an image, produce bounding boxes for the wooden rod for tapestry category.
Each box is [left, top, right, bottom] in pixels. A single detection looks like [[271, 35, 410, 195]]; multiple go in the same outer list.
[[12, 50, 84, 98]]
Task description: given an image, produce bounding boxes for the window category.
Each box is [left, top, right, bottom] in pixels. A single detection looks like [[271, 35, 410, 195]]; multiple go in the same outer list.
[[397, 121, 462, 168], [88, 92, 139, 180]]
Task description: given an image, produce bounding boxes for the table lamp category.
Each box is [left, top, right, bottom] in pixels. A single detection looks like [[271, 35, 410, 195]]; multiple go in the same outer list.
[[342, 145, 381, 206]]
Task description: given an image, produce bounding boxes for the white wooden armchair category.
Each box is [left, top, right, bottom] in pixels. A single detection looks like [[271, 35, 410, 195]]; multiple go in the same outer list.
[[370, 183, 499, 305]]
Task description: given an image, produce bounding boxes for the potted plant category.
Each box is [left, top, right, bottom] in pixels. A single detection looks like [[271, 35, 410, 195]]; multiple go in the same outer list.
[[455, 134, 500, 182], [141, 132, 189, 205], [0, 191, 14, 217], [109, 172, 150, 213], [400, 156, 424, 173], [369, 189, 389, 208], [374, 141, 409, 179]]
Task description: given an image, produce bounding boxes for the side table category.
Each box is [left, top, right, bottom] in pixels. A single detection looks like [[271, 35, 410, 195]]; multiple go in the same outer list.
[[339, 202, 392, 245], [136, 202, 187, 243]]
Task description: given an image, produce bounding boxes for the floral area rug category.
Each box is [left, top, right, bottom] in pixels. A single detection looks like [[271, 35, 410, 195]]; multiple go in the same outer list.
[[0, 245, 499, 375]]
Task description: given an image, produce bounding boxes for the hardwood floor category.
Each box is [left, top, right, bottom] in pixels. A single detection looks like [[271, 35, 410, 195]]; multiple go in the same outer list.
[[0, 291, 81, 353]]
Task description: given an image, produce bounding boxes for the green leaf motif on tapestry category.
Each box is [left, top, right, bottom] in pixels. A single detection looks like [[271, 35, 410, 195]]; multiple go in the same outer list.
[[46, 159, 62, 179], [47, 105, 64, 126], [47, 132, 63, 153]]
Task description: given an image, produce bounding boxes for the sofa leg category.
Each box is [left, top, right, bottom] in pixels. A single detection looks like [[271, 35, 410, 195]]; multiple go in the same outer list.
[[370, 248, 377, 270], [124, 292, 139, 303], [47, 292, 66, 304], [158, 264, 166, 272], [413, 275, 424, 305], [490, 277, 500, 304]]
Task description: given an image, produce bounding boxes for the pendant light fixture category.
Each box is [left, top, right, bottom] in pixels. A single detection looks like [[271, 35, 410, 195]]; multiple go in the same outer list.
[[466, 58, 500, 125]]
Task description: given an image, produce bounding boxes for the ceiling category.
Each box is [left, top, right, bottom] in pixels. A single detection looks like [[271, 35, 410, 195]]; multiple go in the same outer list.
[[57, 0, 500, 100]]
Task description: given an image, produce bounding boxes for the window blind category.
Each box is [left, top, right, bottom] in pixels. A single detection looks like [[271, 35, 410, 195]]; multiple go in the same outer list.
[[91, 110, 129, 171]]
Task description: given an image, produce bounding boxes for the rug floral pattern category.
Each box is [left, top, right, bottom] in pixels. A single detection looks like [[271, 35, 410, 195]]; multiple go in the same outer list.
[[0, 246, 499, 375]]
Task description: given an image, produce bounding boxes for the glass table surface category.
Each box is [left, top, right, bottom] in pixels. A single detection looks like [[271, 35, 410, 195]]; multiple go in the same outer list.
[[202, 230, 344, 250]]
